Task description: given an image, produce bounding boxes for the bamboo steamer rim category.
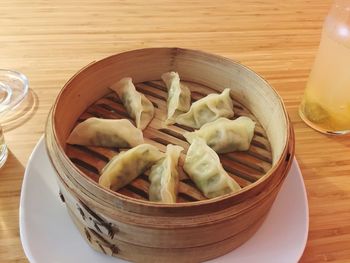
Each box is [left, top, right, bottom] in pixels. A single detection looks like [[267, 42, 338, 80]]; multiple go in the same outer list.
[[47, 47, 293, 209]]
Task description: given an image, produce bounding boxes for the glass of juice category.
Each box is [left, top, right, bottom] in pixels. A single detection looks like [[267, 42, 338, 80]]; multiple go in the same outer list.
[[299, 0, 350, 135]]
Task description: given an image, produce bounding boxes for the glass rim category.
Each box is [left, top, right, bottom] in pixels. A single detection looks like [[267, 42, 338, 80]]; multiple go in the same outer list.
[[0, 69, 29, 114]]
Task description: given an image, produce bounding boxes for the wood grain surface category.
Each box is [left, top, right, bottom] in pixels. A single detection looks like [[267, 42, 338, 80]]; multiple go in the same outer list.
[[1, 0, 349, 262]]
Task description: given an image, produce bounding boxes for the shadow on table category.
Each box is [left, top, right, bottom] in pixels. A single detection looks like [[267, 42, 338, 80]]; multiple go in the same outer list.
[[0, 149, 24, 182], [0, 88, 39, 132]]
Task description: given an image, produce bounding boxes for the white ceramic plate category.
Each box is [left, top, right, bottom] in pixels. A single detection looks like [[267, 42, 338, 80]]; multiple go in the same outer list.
[[20, 137, 309, 263]]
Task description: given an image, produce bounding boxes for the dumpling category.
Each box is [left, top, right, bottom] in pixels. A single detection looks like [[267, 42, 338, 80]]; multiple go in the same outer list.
[[175, 88, 234, 129], [161, 72, 191, 124], [110, 77, 154, 130], [99, 144, 164, 191], [183, 117, 255, 153], [148, 144, 184, 203], [183, 138, 241, 198], [67, 117, 144, 148]]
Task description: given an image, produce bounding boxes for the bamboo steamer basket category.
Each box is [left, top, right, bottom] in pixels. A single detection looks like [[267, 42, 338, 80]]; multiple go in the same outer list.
[[45, 48, 294, 263]]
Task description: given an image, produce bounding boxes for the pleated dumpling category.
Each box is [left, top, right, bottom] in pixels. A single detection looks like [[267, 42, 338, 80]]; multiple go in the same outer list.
[[183, 116, 255, 153], [111, 77, 154, 130], [148, 144, 183, 203], [183, 138, 241, 198], [99, 144, 164, 191], [161, 72, 191, 124], [67, 117, 144, 148], [175, 88, 234, 129]]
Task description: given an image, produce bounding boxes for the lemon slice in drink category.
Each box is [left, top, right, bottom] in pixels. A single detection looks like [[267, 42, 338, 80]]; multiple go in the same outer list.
[[302, 100, 329, 123]]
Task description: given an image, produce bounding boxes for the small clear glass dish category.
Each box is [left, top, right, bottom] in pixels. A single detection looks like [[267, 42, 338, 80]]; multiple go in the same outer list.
[[0, 69, 29, 114]]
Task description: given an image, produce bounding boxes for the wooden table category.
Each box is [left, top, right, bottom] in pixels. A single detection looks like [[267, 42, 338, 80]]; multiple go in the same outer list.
[[1, 0, 349, 262]]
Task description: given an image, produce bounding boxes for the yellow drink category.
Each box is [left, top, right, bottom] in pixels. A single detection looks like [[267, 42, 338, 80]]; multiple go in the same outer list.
[[299, 30, 350, 134]]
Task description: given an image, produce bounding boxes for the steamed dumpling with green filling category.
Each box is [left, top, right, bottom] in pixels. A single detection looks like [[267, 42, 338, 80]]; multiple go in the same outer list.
[[161, 72, 191, 125], [67, 117, 144, 148], [99, 144, 164, 191], [110, 77, 154, 130], [183, 138, 241, 198], [148, 144, 183, 203], [183, 117, 255, 153], [175, 88, 234, 129]]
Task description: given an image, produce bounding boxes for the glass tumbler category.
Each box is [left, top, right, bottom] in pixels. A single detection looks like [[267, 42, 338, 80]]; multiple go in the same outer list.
[[0, 124, 8, 168], [0, 69, 29, 168], [299, 0, 350, 135]]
